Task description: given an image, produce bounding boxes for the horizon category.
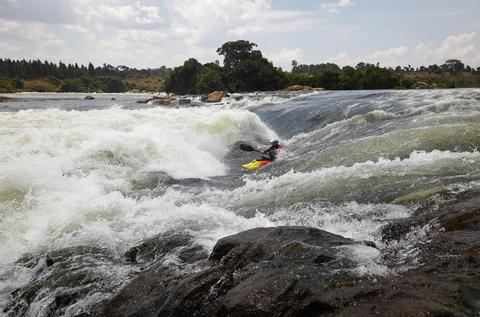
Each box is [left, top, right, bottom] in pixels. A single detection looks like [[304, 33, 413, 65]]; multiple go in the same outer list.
[[0, 0, 479, 70]]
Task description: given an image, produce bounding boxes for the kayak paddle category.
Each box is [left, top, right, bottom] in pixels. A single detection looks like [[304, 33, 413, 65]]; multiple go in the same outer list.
[[239, 143, 263, 153]]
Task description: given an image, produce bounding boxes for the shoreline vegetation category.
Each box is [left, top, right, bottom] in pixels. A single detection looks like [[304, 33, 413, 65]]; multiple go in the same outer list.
[[1, 40, 480, 95]]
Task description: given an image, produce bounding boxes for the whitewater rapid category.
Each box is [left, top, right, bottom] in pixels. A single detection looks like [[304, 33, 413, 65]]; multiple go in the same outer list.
[[1, 89, 480, 314]]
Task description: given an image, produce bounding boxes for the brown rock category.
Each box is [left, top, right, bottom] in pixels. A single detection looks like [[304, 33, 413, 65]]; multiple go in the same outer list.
[[206, 90, 228, 103], [0, 95, 12, 102], [150, 96, 177, 105], [84, 95, 95, 100]]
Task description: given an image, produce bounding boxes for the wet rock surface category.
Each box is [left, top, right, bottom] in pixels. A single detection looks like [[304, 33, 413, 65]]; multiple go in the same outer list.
[[5, 190, 480, 316], [97, 190, 480, 317], [2, 232, 206, 317], [99, 227, 374, 317], [4, 246, 121, 317]]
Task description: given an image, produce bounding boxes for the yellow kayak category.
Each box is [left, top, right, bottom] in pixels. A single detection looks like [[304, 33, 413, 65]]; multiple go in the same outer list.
[[241, 159, 272, 169]]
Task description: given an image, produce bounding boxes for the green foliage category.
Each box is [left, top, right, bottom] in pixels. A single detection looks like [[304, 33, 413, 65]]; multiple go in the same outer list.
[[0, 58, 170, 93], [226, 57, 285, 92], [0, 76, 15, 92], [196, 65, 224, 93], [216, 40, 259, 69], [104, 77, 126, 93], [165, 58, 202, 94]]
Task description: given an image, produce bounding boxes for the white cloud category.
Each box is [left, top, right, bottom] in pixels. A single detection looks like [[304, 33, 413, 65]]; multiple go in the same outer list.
[[365, 46, 408, 65], [266, 48, 302, 69], [0, 0, 18, 9], [0, 18, 65, 48], [415, 32, 477, 64], [328, 32, 480, 68], [0, 42, 20, 52], [328, 52, 356, 66], [321, 0, 354, 14]]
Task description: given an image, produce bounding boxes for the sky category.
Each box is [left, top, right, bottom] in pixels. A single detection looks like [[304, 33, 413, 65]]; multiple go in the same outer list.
[[0, 0, 479, 70]]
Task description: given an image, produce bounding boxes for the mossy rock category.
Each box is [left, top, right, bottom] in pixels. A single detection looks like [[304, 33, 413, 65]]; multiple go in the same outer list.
[[392, 185, 449, 204]]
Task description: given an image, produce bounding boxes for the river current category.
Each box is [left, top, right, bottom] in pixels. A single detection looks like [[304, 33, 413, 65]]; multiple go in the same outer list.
[[1, 89, 480, 315]]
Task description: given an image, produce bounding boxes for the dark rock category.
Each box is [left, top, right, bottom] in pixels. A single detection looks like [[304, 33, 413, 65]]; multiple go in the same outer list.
[[101, 226, 370, 317], [4, 246, 120, 317], [84, 95, 95, 100], [45, 257, 55, 267], [441, 208, 480, 231], [123, 231, 206, 265], [178, 98, 191, 105], [110, 97, 116, 100], [99, 187, 480, 317]]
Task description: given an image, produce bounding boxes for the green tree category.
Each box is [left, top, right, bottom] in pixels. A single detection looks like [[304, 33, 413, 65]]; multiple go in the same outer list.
[[196, 65, 224, 93], [165, 58, 202, 94], [104, 77, 126, 93], [338, 66, 359, 89], [216, 40, 260, 69], [215, 40, 285, 92]]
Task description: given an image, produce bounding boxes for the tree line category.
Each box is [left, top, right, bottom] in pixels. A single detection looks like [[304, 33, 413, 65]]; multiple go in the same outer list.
[[1, 41, 480, 94], [0, 58, 171, 93], [165, 41, 480, 94], [0, 58, 171, 79]]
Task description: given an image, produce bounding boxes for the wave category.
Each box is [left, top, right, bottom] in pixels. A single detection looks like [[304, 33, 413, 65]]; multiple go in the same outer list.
[[220, 150, 480, 212]]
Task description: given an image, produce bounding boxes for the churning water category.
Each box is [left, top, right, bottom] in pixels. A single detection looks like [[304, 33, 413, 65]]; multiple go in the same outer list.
[[1, 89, 480, 315]]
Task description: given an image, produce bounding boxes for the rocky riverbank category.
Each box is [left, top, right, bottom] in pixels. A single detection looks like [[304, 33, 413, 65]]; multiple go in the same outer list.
[[4, 187, 480, 317], [96, 188, 479, 316]]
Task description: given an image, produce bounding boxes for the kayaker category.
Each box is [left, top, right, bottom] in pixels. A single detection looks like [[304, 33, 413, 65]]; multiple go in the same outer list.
[[260, 140, 282, 161]]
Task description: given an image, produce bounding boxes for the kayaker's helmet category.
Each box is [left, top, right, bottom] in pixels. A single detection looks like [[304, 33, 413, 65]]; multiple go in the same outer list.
[[270, 140, 279, 146]]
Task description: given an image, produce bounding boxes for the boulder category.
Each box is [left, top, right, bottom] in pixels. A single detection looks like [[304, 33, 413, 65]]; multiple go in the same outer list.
[[100, 226, 371, 317], [84, 95, 95, 100], [100, 188, 480, 317], [206, 90, 228, 103]]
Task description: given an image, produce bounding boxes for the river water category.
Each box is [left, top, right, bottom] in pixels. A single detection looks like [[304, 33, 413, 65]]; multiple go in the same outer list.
[[1, 89, 480, 315]]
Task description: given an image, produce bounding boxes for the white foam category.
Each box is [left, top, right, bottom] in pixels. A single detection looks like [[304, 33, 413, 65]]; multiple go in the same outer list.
[[0, 107, 276, 269], [268, 202, 411, 242]]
